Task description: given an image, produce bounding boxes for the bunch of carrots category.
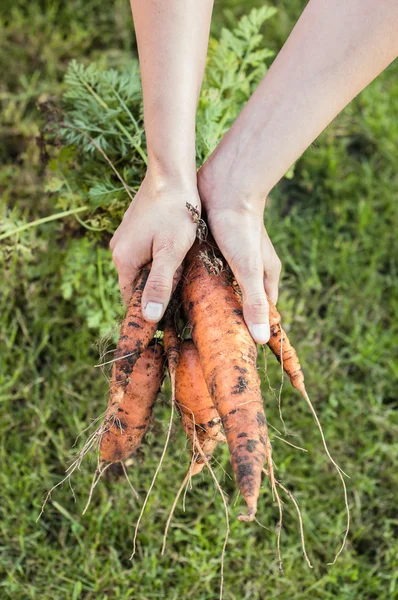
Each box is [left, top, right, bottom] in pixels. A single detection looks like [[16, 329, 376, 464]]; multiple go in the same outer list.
[[100, 235, 302, 520], [40, 213, 349, 593]]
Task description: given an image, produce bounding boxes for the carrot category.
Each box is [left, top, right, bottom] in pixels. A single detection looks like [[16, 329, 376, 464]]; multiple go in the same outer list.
[[112, 263, 158, 384], [163, 313, 181, 376], [37, 266, 162, 516], [267, 300, 305, 394], [99, 262, 162, 462], [182, 239, 270, 521], [266, 298, 350, 563], [176, 340, 225, 475], [131, 301, 187, 559], [162, 326, 226, 564], [163, 313, 224, 474], [98, 263, 161, 463], [100, 343, 164, 463]]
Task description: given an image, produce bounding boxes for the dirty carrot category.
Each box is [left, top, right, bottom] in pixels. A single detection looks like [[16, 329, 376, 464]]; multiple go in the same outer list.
[[100, 343, 164, 463], [111, 263, 158, 374], [131, 313, 180, 560], [163, 313, 181, 376], [182, 238, 270, 521], [267, 299, 305, 394], [162, 322, 224, 556], [266, 298, 350, 563], [163, 314, 224, 473], [98, 263, 162, 463], [175, 340, 225, 475], [37, 267, 162, 518]]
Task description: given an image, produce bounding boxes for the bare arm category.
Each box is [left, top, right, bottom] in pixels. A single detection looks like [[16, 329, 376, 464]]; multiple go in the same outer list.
[[111, 0, 214, 320], [202, 0, 398, 197], [199, 0, 398, 342], [132, 0, 213, 183]]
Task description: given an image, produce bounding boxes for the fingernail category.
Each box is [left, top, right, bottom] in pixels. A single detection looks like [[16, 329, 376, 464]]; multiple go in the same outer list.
[[249, 323, 270, 345], [144, 302, 163, 321]]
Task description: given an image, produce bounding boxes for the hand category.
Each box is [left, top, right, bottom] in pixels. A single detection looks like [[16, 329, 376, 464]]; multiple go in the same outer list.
[[110, 172, 200, 322], [198, 166, 281, 345]]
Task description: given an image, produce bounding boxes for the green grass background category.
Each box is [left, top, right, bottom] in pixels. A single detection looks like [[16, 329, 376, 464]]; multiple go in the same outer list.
[[1, 1, 397, 599]]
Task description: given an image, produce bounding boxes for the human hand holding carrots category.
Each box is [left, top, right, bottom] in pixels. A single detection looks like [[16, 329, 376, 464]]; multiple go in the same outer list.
[[110, 172, 199, 321], [195, 0, 397, 345], [198, 167, 281, 345]]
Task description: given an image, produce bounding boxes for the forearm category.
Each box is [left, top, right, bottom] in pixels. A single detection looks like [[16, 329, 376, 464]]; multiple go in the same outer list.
[[204, 0, 398, 202], [131, 0, 214, 184]]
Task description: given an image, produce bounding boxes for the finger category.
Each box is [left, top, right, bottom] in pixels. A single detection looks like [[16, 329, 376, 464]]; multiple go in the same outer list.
[[263, 258, 281, 305], [262, 233, 282, 305], [232, 252, 270, 345], [263, 271, 280, 306], [141, 255, 182, 323], [173, 262, 184, 291]]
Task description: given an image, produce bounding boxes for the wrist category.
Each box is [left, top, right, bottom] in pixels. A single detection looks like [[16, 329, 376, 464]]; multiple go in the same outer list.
[[198, 148, 267, 217], [146, 160, 197, 195], [146, 133, 197, 187], [142, 168, 200, 209]]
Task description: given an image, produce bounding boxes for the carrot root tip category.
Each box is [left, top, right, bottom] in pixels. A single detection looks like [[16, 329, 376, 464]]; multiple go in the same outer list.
[[190, 461, 206, 476], [237, 505, 257, 523]]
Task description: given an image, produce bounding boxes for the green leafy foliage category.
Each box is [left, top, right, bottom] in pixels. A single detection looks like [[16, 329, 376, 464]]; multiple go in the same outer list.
[[60, 239, 122, 334], [197, 6, 276, 159], [62, 59, 145, 159]]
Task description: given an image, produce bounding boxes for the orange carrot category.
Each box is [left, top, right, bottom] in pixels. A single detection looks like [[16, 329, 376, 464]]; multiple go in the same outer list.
[[182, 239, 270, 521], [100, 344, 164, 463], [37, 278, 162, 518], [163, 315, 181, 375], [175, 340, 225, 475], [112, 264, 158, 387], [99, 263, 162, 462], [163, 314, 224, 474], [266, 298, 350, 562], [161, 329, 225, 559], [267, 300, 305, 394]]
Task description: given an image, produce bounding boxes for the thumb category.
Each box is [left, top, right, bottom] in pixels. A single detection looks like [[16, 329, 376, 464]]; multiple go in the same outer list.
[[234, 259, 270, 345], [141, 256, 181, 323]]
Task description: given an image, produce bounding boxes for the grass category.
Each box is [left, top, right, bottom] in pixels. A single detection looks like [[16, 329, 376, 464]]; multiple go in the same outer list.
[[1, 1, 398, 599]]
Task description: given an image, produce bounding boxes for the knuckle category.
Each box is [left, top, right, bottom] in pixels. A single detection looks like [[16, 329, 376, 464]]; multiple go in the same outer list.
[[111, 247, 125, 269], [232, 251, 261, 279], [264, 251, 282, 282], [112, 247, 136, 275], [246, 291, 269, 313], [147, 273, 172, 296], [155, 235, 179, 257], [155, 233, 190, 267], [272, 254, 282, 275]]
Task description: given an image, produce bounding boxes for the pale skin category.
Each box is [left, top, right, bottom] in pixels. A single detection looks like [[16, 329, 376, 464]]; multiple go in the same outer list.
[[110, 0, 398, 344]]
